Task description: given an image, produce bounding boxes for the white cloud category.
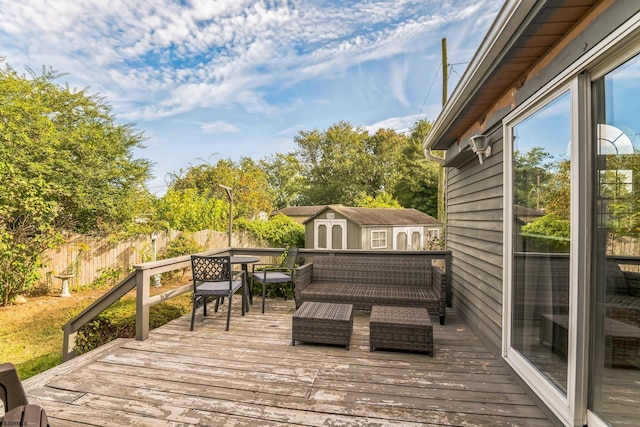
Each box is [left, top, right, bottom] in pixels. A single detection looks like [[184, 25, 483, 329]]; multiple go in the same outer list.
[[365, 114, 429, 135], [201, 121, 241, 133]]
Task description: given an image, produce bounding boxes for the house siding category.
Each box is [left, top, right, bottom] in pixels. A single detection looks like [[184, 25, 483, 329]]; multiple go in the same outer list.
[[446, 126, 504, 349], [444, 0, 640, 355]]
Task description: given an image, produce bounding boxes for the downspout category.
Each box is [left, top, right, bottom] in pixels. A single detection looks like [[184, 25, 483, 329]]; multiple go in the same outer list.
[[423, 143, 445, 165]]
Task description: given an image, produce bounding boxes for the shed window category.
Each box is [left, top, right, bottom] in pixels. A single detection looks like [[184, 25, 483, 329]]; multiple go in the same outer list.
[[371, 230, 387, 249]]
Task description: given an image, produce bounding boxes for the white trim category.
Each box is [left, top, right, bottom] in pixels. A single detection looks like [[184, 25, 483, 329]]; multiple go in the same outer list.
[[568, 72, 592, 427], [503, 86, 574, 425], [313, 219, 347, 250], [370, 229, 387, 249], [587, 410, 612, 427], [392, 227, 423, 250]]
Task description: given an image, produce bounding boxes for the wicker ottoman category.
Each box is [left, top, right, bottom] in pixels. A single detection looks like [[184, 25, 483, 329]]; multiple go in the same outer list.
[[370, 306, 433, 356], [292, 302, 353, 349]]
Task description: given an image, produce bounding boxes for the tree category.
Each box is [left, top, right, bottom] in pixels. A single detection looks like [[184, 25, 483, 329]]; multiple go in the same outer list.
[[293, 121, 405, 205], [391, 120, 440, 217], [165, 157, 274, 228], [354, 192, 401, 208], [260, 153, 304, 209], [0, 63, 152, 304], [513, 147, 554, 210]]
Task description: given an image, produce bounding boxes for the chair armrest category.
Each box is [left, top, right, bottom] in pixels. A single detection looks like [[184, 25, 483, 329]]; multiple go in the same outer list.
[[252, 263, 278, 272], [294, 263, 313, 292], [432, 266, 447, 325], [0, 363, 29, 412]]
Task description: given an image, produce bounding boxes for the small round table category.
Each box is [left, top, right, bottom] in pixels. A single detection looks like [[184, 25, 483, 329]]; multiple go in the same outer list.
[[229, 256, 259, 310]]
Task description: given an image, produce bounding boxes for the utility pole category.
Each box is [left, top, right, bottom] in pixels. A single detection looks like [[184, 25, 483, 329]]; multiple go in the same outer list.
[[442, 38, 448, 106], [438, 38, 448, 223]]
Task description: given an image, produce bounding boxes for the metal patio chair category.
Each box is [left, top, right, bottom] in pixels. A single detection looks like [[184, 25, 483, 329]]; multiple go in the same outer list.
[[252, 247, 299, 313], [190, 255, 246, 331]]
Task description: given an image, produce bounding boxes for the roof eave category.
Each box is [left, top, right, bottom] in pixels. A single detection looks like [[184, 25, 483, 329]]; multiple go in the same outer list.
[[423, 0, 538, 151]]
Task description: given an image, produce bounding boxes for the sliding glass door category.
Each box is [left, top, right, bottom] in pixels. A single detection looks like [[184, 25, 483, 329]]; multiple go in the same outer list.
[[510, 91, 572, 394], [589, 53, 640, 427]]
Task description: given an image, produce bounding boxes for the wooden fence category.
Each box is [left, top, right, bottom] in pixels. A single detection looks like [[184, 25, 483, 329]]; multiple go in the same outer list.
[[39, 230, 262, 292]]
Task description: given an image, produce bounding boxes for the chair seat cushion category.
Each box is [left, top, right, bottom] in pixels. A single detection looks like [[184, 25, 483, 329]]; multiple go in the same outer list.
[[196, 279, 243, 296], [253, 271, 291, 284]]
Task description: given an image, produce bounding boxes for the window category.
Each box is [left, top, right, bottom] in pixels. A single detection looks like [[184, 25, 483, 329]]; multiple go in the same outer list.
[[589, 53, 640, 427], [371, 230, 387, 249], [506, 90, 572, 394]]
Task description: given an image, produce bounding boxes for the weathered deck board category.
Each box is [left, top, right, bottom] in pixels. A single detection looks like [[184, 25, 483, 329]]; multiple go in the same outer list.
[[23, 299, 554, 426]]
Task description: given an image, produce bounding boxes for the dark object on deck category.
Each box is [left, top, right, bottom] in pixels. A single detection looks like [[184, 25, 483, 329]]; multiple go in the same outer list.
[[292, 302, 353, 349], [370, 306, 433, 356], [294, 255, 447, 325], [0, 363, 49, 427], [252, 247, 299, 313], [190, 255, 246, 331]]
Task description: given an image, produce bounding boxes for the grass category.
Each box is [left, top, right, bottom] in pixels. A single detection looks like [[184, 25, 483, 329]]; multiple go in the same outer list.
[[0, 275, 192, 380]]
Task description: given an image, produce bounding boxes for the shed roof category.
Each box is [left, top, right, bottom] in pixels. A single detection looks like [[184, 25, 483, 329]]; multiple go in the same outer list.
[[305, 205, 442, 226], [422, 0, 599, 152], [272, 205, 326, 217]]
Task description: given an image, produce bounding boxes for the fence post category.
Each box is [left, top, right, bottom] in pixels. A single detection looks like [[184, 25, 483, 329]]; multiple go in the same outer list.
[[135, 267, 151, 341]]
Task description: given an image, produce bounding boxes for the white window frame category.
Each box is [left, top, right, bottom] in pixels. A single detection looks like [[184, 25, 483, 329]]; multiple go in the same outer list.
[[370, 230, 387, 249], [503, 79, 587, 427]]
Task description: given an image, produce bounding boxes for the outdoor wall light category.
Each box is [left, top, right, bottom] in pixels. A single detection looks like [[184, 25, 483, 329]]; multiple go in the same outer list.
[[468, 134, 491, 165]]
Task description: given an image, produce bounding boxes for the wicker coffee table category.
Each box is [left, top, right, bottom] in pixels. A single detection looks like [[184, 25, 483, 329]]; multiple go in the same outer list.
[[370, 306, 433, 355], [292, 302, 353, 349]]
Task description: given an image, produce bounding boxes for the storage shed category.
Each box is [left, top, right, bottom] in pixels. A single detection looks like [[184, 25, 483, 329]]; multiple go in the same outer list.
[[303, 205, 442, 251]]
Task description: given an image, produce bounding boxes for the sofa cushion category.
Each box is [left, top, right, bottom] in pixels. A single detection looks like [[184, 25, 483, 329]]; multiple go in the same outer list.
[[300, 283, 436, 310]]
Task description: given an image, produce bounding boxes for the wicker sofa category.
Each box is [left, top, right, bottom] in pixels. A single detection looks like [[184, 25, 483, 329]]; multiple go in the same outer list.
[[293, 255, 447, 325]]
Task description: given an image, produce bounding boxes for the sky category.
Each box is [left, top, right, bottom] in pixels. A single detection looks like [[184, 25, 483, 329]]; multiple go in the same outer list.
[[0, 0, 501, 195]]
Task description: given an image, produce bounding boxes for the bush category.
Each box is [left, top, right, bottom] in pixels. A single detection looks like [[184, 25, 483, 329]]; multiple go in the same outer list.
[[163, 233, 205, 258], [75, 296, 190, 355], [521, 213, 570, 252], [235, 214, 304, 248]]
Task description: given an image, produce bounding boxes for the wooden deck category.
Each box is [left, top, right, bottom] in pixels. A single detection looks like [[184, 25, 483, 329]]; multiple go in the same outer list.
[[23, 299, 554, 426]]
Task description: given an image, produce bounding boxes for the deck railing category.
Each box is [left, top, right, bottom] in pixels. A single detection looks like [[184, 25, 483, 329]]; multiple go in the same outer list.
[[61, 248, 452, 361]]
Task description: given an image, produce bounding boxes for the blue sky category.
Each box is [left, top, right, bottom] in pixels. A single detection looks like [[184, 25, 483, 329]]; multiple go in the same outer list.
[[0, 0, 501, 194]]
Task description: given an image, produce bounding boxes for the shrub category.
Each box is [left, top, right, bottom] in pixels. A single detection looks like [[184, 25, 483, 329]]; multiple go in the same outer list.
[[75, 296, 189, 355], [236, 214, 304, 248]]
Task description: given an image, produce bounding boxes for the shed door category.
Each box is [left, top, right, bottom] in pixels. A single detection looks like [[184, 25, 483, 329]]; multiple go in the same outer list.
[[393, 227, 423, 250], [314, 220, 347, 250]]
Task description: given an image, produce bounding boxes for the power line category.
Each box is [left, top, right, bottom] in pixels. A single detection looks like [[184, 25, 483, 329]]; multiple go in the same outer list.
[[414, 63, 442, 125]]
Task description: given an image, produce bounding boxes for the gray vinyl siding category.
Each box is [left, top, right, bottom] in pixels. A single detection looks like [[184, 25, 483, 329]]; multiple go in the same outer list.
[[446, 127, 504, 350]]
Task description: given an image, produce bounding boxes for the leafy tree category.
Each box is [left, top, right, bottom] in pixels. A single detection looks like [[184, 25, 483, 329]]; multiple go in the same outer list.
[[543, 159, 570, 218], [293, 121, 405, 205], [260, 153, 304, 209], [0, 63, 152, 304], [521, 213, 570, 252], [354, 191, 401, 208], [155, 188, 227, 232], [166, 157, 274, 224], [392, 120, 440, 217], [513, 147, 554, 210]]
